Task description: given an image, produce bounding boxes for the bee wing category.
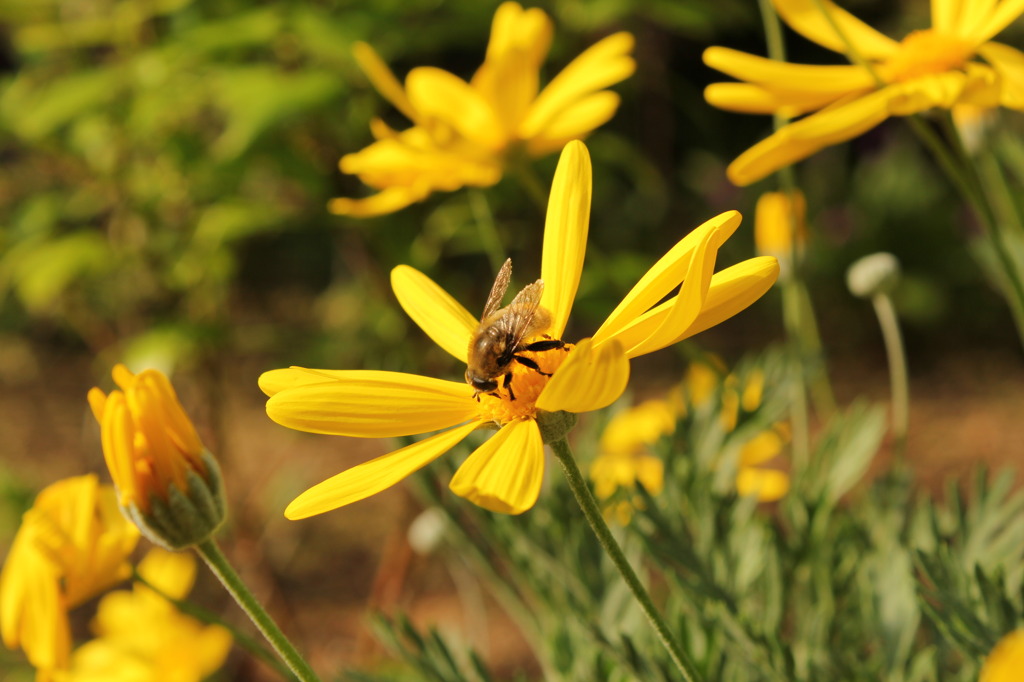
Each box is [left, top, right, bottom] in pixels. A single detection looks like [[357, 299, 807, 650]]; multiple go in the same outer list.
[[497, 279, 545, 349], [482, 258, 513, 319]]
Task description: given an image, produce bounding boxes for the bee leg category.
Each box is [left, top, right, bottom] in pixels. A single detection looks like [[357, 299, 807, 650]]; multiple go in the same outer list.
[[503, 371, 516, 401], [522, 339, 565, 353], [513, 354, 553, 377]]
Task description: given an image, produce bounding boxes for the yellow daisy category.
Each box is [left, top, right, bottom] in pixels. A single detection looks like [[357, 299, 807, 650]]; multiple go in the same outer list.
[[261, 141, 779, 519], [735, 424, 791, 502], [0, 475, 139, 674], [88, 365, 226, 549], [704, 0, 1024, 185], [54, 550, 233, 682], [329, 2, 635, 216], [590, 399, 674, 524]]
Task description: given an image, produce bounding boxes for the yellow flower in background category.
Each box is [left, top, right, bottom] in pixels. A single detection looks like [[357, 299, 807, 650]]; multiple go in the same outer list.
[[981, 629, 1024, 682], [329, 2, 635, 217], [735, 424, 791, 502], [590, 399, 674, 524], [54, 550, 233, 682], [88, 365, 225, 549], [704, 0, 1024, 185], [262, 141, 779, 518], [754, 190, 807, 263], [0, 475, 139, 674]]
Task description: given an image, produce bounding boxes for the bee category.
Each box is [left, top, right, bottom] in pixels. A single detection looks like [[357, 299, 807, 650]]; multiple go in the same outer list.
[[465, 258, 566, 400]]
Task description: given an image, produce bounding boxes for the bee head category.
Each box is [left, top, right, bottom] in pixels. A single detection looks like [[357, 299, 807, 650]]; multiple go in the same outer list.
[[465, 368, 499, 393]]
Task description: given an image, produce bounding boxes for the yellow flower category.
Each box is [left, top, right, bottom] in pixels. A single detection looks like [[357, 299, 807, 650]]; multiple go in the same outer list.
[[754, 190, 807, 263], [735, 424, 791, 502], [982, 628, 1024, 682], [329, 2, 635, 217], [590, 399, 674, 524], [0, 475, 139, 674], [704, 0, 1024, 185], [261, 141, 779, 518], [54, 549, 233, 682], [88, 365, 226, 549]]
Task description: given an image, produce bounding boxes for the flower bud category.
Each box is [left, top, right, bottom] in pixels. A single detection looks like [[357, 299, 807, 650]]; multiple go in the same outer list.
[[755, 190, 807, 263], [846, 252, 901, 299], [88, 365, 226, 550]]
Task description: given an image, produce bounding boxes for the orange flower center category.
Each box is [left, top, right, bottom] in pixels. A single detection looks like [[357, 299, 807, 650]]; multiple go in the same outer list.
[[475, 339, 574, 424], [880, 29, 974, 82]]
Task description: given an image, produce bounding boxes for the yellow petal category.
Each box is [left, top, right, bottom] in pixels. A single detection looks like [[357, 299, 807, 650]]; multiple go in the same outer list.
[[265, 370, 478, 437], [520, 32, 635, 139], [540, 140, 592, 338], [726, 87, 900, 186], [328, 186, 428, 217], [736, 467, 790, 502], [969, 0, 1024, 45], [392, 265, 478, 363], [136, 549, 196, 602], [704, 82, 843, 116], [982, 628, 1024, 682], [405, 67, 506, 151], [771, 0, 899, 59], [353, 42, 418, 122], [614, 219, 722, 358], [703, 47, 877, 93], [931, 0, 963, 35], [739, 430, 784, 466], [285, 421, 480, 519], [525, 91, 621, 157], [259, 367, 344, 397], [593, 211, 740, 344], [471, 2, 552, 133], [536, 338, 629, 413], [449, 419, 544, 514], [605, 257, 780, 355], [979, 41, 1024, 109]]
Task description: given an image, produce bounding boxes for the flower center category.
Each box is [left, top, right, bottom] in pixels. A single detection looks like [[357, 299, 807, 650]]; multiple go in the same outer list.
[[879, 29, 974, 82], [475, 339, 574, 424]]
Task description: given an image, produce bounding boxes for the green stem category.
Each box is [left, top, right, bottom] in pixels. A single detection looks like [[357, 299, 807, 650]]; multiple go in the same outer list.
[[196, 539, 321, 682], [781, 281, 811, 470], [513, 162, 550, 214], [549, 438, 703, 682], [132, 568, 297, 681], [870, 294, 909, 461], [908, 115, 1024, 347], [468, 190, 508, 274]]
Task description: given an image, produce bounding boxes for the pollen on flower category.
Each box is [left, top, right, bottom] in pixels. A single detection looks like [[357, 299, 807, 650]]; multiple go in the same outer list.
[[880, 30, 974, 82], [475, 339, 574, 424]]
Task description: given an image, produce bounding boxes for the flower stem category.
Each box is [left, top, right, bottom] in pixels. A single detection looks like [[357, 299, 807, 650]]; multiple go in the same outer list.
[[468, 190, 509, 274], [870, 293, 909, 461], [549, 437, 703, 682], [196, 539, 321, 682], [132, 568, 298, 681]]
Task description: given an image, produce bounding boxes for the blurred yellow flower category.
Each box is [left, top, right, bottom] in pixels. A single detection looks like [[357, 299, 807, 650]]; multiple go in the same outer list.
[[704, 0, 1024, 185], [590, 399, 674, 524], [261, 141, 779, 518], [981, 628, 1024, 682], [54, 549, 233, 682], [329, 1, 635, 216], [88, 365, 225, 549], [754, 190, 806, 263], [735, 424, 791, 502], [0, 475, 139, 674]]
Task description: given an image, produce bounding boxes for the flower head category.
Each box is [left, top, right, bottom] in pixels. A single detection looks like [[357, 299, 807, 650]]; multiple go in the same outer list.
[[329, 2, 635, 216], [754, 190, 807, 267], [704, 0, 1024, 185], [590, 399, 674, 524], [1, 475, 139, 674], [88, 365, 226, 549], [735, 424, 791, 502], [262, 140, 779, 518], [53, 549, 233, 682]]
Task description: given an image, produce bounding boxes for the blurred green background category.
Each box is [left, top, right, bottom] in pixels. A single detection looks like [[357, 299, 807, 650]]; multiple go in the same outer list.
[[2, 0, 1024, 678]]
